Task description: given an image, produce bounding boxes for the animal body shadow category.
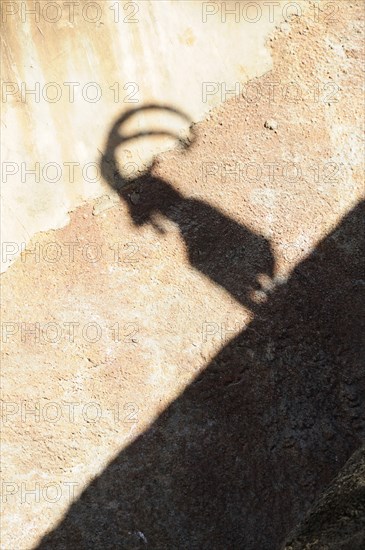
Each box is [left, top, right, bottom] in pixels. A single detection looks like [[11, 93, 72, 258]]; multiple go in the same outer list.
[[37, 106, 365, 549]]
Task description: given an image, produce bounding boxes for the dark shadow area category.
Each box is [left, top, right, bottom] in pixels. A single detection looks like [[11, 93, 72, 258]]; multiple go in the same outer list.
[[37, 107, 365, 549], [283, 445, 365, 549]]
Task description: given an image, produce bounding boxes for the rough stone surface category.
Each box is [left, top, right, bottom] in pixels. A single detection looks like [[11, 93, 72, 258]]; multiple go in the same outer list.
[[1, 2, 364, 549], [283, 446, 365, 549], [264, 119, 279, 131]]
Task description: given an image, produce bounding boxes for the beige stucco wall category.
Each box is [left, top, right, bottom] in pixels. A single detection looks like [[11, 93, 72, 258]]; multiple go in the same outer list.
[[0, 0, 293, 272], [1, 2, 365, 548]]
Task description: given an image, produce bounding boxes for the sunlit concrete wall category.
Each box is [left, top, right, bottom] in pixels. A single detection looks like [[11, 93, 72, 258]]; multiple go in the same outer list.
[[0, 0, 291, 272]]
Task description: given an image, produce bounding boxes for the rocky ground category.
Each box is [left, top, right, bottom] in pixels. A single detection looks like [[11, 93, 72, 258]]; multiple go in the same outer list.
[[1, 2, 364, 549], [283, 445, 365, 549]]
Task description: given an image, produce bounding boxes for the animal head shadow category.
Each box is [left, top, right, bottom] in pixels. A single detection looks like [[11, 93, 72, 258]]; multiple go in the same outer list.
[[100, 104, 195, 193], [100, 105, 275, 310]]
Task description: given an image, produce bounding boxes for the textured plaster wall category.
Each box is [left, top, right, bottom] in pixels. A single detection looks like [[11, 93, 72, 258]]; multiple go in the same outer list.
[[1, 0, 288, 272], [1, 1, 364, 549]]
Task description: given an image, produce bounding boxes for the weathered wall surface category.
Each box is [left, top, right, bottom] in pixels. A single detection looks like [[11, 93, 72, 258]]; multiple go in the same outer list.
[[1, 0, 290, 272], [1, 1, 364, 549], [283, 446, 365, 549]]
